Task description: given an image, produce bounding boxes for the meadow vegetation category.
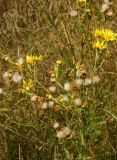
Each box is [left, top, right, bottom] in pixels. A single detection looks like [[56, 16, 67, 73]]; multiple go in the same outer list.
[[0, 0, 117, 159]]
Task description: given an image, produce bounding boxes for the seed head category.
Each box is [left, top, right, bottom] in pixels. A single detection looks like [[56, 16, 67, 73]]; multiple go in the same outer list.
[[12, 72, 23, 83], [48, 86, 56, 93], [74, 98, 82, 106], [84, 78, 92, 86], [31, 95, 38, 102], [64, 82, 71, 91], [53, 122, 59, 129], [92, 76, 100, 84]]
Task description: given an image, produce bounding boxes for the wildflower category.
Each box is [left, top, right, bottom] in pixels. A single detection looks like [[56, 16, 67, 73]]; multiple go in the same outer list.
[[53, 122, 59, 129], [64, 82, 71, 91], [93, 29, 117, 41], [93, 40, 107, 49], [12, 72, 23, 83], [22, 79, 33, 91], [94, 29, 103, 37], [101, 29, 117, 41], [74, 98, 82, 106], [92, 75, 100, 84], [41, 102, 48, 110], [48, 101, 54, 108], [48, 86, 56, 93], [26, 55, 43, 64], [70, 10, 77, 17], [31, 95, 38, 102], [3, 71, 12, 80], [101, 3, 109, 13], [75, 79, 84, 87], [0, 88, 3, 94], [56, 60, 62, 65], [84, 78, 92, 86]]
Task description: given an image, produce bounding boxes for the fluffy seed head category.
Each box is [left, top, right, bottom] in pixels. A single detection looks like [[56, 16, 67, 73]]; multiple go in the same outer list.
[[17, 58, 24, 65], [75, 79, 84, 87], [41, 102, 48, 110], [49, 86, 56, 92], [3, 72, 12, 80], [59, 95, 69, 102], [48, 101, 54, 108], [74, 98, 82, 106], [101, 3, 109, 13], [50, 78, 56, 82], [31, 95, 38, 102], [106, 11, 113, 16], [84, 78, 92, 86], [56, 126, 71, 139], [64, 82, 71, 91], [92, 76, 100, 84], [62, 127, 71, 136], [62, 95, 69, 102], [53, 122, 59, 129], [70, 10, 77, 17], [12, 72, 23, 83], [86, 9, 91, 12], [56, 131, 66, 139]]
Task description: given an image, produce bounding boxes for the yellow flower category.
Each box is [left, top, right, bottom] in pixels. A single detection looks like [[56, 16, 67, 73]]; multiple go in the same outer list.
[[93, 40, 107, 50], [94, 29, 102, 37], [26, 55, 43, 64], [93, 29, 117, 41], [101, 29, 117, 41], [22, 79, 33, 91], [56, 60, 62, 65], [77, 0, 87, 2]]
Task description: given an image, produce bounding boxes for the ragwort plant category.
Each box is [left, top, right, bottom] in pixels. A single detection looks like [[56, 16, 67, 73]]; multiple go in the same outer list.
[[1, 27, 116, 159], [0, 0, 117, 159]]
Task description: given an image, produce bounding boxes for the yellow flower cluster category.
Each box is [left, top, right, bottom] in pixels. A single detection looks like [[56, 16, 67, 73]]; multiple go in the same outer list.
[[94, 29, 117, 41], [22, 79, 33, 91], [93, 40, 107, 50], [26, 55, 43, 64], [93, 29, 117, 50]]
